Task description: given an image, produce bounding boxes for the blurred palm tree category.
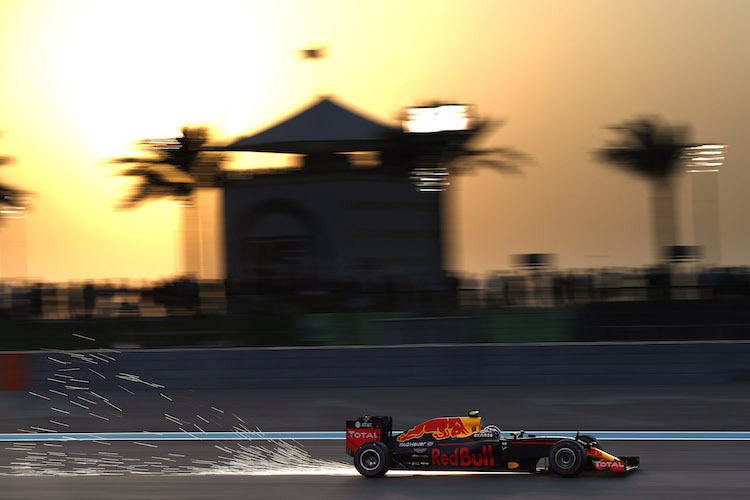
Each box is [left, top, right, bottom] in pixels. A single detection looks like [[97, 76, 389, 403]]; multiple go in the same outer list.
[[596, 116, 691, 262], [382, 114, 530, 190], [0, 134, 31, 280], [0, 134, 30, 218], [110, 126, 224, 276], [0, 155, 20, 210], [381, 110, 530, 272]]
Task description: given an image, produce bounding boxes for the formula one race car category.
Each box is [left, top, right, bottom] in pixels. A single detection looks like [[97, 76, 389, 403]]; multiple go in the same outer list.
[[346, 411, 639, 478]]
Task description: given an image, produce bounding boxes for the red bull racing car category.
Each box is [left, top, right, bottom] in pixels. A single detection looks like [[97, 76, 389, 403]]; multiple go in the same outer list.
[[346, 411, 639, 478]]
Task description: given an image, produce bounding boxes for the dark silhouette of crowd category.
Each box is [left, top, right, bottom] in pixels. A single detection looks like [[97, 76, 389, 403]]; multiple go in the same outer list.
[[1, 266, 749, 321], [0, 277, 214, 320]]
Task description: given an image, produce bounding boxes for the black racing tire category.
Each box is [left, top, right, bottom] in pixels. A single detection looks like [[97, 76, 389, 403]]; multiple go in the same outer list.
[[549, 440, 585, 477], [354, 441, 390, 478]]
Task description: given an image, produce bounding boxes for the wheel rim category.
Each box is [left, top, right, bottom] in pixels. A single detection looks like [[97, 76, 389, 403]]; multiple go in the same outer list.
[[554, 448, 577, 470], [360, 449, 381, 471]]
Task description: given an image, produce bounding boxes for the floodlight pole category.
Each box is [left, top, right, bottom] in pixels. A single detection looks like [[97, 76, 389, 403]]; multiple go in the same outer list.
[[683, 145, 726, 266]]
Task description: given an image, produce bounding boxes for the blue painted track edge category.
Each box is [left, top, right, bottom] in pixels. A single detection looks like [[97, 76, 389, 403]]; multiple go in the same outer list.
[[2, 431, 750, 441]]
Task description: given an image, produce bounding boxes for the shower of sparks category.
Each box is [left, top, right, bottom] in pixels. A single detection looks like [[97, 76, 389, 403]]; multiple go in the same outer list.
[[72, 333, 97, 342], [90, 354, 112, 363], [103, 401, 122, 412], [116, 373, 164, 388], [5, 341, 356, 478], [165, 414, 183, 425], [68, 353, 99, 364], [133, 442, 158, 448]]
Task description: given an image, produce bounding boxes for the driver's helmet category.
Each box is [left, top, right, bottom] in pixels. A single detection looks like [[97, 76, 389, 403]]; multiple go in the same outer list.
[[483, 425, 501, 436]]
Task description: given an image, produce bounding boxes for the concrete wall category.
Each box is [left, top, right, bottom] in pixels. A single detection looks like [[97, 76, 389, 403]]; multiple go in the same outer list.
[[10, 341, 749, 393]]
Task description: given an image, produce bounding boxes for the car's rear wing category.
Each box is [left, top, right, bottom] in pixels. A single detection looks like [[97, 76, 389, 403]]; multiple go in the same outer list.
[[345, 416, 392, 456]]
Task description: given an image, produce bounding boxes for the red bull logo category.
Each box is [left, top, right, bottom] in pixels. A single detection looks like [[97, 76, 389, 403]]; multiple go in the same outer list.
[[397, 417, 476, 442], [586, 447, 619, 462], [430, 445, 495, 467]]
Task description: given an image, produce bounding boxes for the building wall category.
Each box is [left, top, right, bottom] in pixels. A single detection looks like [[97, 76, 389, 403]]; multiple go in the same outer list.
[[224, 172, 443, 288]]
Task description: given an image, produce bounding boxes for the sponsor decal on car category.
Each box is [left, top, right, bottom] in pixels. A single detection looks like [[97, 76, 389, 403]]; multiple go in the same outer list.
[[593, 460, 625, 471], [398, 441, 432, 448], [397, 417, 474, 442], [405, 461, 431, 467], [473, 432, 495, 438], [348, 430, 379, 440], [430, 445, 495, 467], [507, 461, 519, 469], [346, 428, 381, 453], [587, 447, 619, 461]]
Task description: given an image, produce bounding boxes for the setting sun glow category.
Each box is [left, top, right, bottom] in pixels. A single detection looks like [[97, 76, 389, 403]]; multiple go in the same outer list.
[[1, 0, 749, 282]]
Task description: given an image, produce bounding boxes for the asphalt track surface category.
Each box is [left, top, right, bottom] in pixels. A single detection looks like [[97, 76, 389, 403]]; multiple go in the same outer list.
[[3, 379, 750, 499], [1, 441, 749, 499]]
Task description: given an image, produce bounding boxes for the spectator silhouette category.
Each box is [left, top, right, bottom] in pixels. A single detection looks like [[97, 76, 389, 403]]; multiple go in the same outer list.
[[30, 283, 43, 318], [83, 283, 96, 318]]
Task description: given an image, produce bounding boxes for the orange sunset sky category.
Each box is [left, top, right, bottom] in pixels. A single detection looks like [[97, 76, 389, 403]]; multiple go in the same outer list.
[[0, 0, 749, 282]]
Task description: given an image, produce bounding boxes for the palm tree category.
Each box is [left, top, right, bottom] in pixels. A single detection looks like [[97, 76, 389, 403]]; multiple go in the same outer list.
[[0, 157, 20, 211], [110, 126, 224, 277], [0, 134, 31, 280], [381, 110, 530, 272], [596, 116, 691, 262], [382, 114, 528, 189], [0, 134, 30, 218]]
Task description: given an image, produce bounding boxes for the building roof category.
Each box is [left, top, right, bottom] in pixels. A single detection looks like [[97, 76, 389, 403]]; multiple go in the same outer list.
[[224, 96, 396, 153]]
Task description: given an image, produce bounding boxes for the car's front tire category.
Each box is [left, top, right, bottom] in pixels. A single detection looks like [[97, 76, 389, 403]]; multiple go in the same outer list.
[[549, 440, 585, 477], [354, 441, 390, 478]]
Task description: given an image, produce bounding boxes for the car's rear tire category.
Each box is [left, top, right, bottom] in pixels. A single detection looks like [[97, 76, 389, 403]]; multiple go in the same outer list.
[[549, 440, 585, 477], [354, 441, 390, 478]]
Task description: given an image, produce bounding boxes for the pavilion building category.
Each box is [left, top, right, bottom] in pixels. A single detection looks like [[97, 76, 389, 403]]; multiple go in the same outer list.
[[220, 96, 447, 293]]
